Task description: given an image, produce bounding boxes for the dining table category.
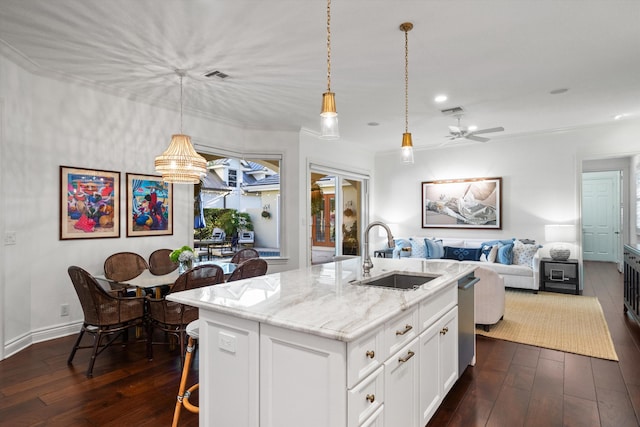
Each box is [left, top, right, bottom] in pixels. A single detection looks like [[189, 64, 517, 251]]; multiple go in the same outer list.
[[95, 261, 237, 298]]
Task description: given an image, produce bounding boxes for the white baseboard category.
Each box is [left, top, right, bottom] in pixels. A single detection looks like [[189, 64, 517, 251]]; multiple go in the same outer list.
[[3, 321, 82, 360]]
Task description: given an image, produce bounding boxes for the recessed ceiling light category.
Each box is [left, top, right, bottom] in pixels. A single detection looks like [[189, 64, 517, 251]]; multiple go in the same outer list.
[[434, 94, 448, 103], [614, 113, 628, 120], [549, 88, 569, 95], [367, 122, 379, 126]]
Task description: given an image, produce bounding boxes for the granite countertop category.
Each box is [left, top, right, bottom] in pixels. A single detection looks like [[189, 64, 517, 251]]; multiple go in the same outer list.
[[167, 257, 476, 342]]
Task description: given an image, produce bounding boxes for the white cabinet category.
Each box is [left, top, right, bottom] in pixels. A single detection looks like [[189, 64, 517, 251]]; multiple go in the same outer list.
[[198, 282, 464, 427], [198, 310, 260, 427], [383, 337, 420, 427], [419, 306, 459, 425], [260, 323, 346, 427]]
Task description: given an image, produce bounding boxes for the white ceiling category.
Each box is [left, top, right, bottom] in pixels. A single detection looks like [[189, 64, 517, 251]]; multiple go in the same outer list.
[[1, 0, 640, 153]]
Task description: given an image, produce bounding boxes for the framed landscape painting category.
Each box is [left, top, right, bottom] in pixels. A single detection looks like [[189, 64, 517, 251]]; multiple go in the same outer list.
[[60, 166, 120, 240], [422, 177, 502, 229], [126, 173, 173, 237]]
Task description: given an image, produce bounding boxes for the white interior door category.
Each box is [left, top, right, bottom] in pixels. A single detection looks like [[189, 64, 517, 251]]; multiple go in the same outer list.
[[582, 171, 621, 262]]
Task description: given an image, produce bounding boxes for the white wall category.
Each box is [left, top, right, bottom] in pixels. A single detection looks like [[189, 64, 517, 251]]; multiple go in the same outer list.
[[298, 131, 376, 265], [373, 121, 640, 255], [0, 54, 303, 357]]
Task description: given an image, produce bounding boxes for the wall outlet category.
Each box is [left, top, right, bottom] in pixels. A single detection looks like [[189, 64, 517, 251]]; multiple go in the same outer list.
[[218, 331, 236, 353], [60, 303, 70, 316], [4, 231, 16, 245]]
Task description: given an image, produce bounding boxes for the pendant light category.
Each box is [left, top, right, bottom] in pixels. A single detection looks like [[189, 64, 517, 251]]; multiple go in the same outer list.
[[155, 70, 207, 184], [320, 0, 339, 139], [400, 22, 414, 164]]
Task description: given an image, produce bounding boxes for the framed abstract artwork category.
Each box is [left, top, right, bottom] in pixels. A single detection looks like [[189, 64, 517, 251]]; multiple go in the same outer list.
[[60, 166, 120, 240], [126, 173, 173, 237], [422, 177, 502, 229]]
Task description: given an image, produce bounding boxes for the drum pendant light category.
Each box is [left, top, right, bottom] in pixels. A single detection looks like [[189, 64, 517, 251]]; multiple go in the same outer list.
[[400, 22, 414, 164], [155, 70, 207, 184], [320, 0, 339, 139]]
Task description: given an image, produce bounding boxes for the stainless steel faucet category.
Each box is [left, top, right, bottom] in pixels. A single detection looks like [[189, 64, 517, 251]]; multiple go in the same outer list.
[[363, 221, 394, 275]]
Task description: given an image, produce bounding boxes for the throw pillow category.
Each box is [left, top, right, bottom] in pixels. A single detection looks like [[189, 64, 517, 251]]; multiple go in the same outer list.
[[408, 237, 426, 258], [393, 238, 411, 258], [496, 242, 514, 265], [480, 244, 498, 262], [512, 239, 541, 267], [481, 238, 516, 248], [424, 238, 445, 259], [443, 246, 482, 261]]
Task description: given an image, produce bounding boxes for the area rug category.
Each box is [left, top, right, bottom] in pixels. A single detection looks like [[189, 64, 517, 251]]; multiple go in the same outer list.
[[476, 290, 618, 361]]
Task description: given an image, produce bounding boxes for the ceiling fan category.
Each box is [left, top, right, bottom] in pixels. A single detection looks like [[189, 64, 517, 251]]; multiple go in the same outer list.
[[445, 115, 504, 143]]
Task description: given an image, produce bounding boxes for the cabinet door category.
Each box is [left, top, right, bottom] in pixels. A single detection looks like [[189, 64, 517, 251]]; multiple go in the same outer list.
[[439, 307, 459, 395], [419, 306, 459, 426], [419, 320, 442, 425], [260, 323, 347, 427], [384, 337, 419, 427]]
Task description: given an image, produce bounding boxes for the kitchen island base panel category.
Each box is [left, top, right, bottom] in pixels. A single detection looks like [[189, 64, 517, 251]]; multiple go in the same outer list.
[[199, 312, 260, 427]]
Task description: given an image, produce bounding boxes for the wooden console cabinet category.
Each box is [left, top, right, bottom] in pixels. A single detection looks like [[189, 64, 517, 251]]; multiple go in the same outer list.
[[624, 245, 640, 325]]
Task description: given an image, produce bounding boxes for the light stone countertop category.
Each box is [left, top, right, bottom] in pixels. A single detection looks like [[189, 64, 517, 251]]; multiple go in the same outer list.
[[167, 257, 476, 342]]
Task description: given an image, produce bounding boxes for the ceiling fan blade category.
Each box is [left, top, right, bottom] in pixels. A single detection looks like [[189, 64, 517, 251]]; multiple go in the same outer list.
[[470, 126, 504, 135], [466, 135, 490, 143]]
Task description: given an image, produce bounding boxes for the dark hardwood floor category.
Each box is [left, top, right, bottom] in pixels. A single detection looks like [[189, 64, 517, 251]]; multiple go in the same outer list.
[[428, 261, 640, 427], [0, 261, 638, 426]]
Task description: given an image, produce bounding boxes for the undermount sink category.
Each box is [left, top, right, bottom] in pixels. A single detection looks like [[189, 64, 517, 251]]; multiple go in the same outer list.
[[351, 272, 438, 291]]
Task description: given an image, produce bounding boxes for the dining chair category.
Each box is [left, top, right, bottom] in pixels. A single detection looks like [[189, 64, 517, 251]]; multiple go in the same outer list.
[[148, 249, 179, 296], [230, 247, 260, 265], [67, 266, 146, 377], [149, 248, 179, 276], [146, 264, 225, 362], [104, 251, 149, 282], [226, 258, 268, 282]]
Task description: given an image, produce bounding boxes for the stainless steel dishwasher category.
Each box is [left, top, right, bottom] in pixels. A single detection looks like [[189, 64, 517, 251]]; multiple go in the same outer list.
[[457, 272, 479, 376]]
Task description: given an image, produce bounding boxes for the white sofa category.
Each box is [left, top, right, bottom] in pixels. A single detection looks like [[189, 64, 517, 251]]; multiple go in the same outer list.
[[393, 237, 541, 291]]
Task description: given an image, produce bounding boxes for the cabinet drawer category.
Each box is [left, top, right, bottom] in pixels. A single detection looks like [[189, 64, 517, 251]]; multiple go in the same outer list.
[[348, 366, 384, 427], [360, 405, 384, 427], [385, 306, 419, 357], [420, 284, 456, 331], [347, 328, 384, 388]]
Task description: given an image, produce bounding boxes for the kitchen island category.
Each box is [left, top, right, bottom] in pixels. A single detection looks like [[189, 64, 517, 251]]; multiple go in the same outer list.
[[168, 257, 477, 427]]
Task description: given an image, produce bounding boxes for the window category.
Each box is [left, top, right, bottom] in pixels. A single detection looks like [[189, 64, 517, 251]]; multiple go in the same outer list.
[[228, 169, 237, 187], [196, 153, 281, 258]]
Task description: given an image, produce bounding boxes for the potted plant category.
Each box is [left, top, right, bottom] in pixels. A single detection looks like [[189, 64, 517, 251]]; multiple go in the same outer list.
[[170, 245, 196, 273]]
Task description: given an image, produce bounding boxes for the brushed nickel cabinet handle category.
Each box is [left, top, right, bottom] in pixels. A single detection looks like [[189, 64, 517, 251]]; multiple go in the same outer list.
[[366, 394, 375, 403], [395, 324, 413, 336], [366, 350, 375, 359], [398, 350, 415, 363]]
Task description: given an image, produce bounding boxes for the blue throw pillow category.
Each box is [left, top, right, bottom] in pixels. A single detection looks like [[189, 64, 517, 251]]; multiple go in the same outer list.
[[424, 238, 444, 259], [393, 238, 411, 258], [481, 238, 516, 248], [496, 242, 514, 265], [442, 246, 482, 261]]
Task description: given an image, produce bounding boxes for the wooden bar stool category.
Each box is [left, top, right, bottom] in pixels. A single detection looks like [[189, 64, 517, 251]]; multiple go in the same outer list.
[[172, 320, 199, 426]]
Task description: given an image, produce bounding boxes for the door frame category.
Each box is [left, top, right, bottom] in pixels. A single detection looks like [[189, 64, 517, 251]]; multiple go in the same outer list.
[[580, 155, 632, 272], [307, 162, 370, 266]]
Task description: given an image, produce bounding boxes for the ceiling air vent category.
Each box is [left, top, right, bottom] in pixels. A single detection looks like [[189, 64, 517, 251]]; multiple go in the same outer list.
[[204, 70, 229, 79], [440, 106, 465, 116]]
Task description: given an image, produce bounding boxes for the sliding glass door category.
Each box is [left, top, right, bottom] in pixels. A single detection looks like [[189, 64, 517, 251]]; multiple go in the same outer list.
[[309, 167, 368, 265]]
